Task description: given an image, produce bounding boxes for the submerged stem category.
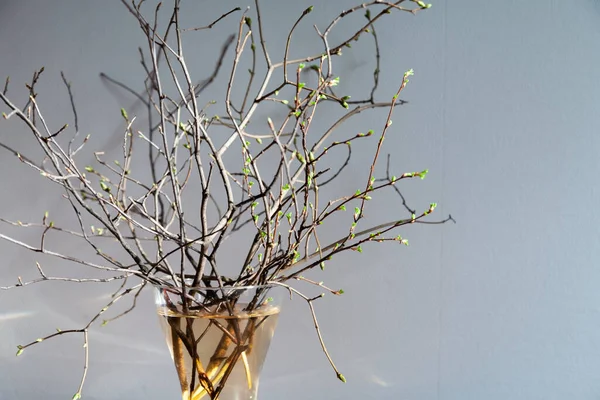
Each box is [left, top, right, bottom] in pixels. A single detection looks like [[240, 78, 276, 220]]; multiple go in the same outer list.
[[170, 318, 189, 393]]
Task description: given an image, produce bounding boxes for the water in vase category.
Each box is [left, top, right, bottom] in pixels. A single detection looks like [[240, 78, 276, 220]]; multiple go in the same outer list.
[[157, 304, 280, 400]]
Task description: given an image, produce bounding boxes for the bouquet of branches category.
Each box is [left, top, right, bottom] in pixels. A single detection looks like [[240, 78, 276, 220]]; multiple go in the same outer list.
[[0, 0, 451, 398]]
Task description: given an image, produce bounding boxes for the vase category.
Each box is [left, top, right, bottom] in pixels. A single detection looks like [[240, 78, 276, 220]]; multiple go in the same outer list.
[[154, 284, 281, 400]]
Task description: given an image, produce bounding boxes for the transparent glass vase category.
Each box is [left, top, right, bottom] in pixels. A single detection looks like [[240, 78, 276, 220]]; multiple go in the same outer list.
[[154, 284, 281, 400]]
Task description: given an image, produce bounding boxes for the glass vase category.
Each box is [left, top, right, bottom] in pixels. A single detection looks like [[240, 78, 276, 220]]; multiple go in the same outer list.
[[154, 284, 281, 400]]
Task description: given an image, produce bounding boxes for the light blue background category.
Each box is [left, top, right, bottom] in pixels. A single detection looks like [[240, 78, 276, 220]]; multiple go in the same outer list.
[[1, 1, 600, 399]]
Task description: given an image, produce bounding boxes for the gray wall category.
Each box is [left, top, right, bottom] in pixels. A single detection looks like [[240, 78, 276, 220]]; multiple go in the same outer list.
[[1, 1, 600, 399]]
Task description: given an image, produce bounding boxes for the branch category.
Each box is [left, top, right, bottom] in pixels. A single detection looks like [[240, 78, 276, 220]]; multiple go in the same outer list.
[[268, 281, 346, 382]]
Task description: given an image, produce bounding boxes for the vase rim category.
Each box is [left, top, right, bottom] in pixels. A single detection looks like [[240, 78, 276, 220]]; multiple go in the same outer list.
[[154, 283, 277, 291]]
